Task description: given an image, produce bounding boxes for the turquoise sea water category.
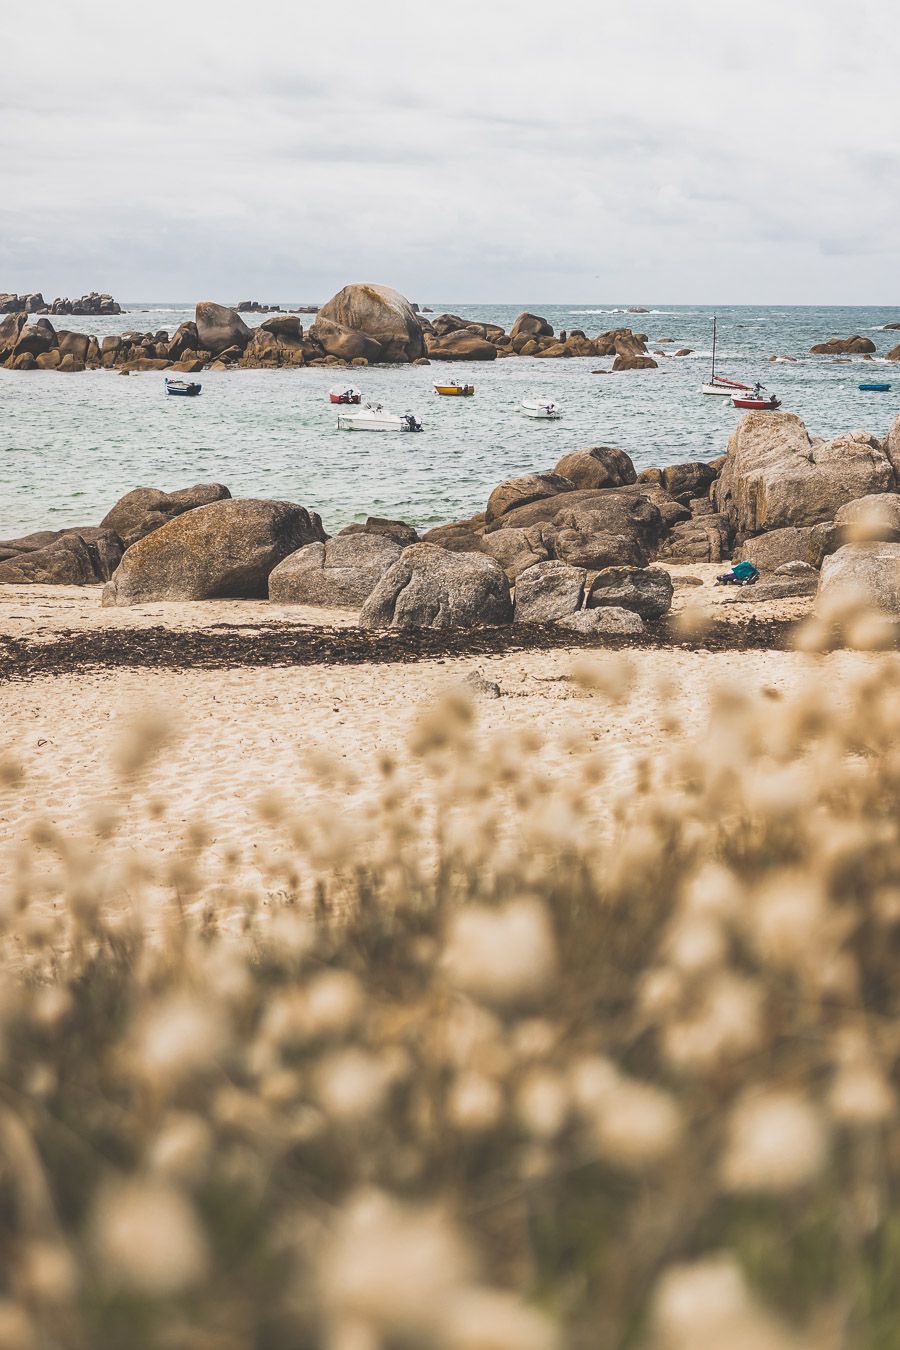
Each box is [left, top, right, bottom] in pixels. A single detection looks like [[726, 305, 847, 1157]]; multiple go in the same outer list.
[[1, 304, 898, 538]]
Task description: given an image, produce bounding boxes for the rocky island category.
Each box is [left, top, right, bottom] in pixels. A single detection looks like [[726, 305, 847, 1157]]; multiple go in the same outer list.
[[0, 283, 657, 372]]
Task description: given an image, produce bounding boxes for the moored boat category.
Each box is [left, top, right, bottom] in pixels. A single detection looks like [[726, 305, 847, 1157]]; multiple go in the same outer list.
[[434, 380, 475, 396], [329, 385, 362, 404], [165, 378, 202, 397], [701, 316, 753, 395], [336, 403, 423, 432], [731, 384, 781, 411], [859, 382, 892, 392], [521, 396, 561, 419]]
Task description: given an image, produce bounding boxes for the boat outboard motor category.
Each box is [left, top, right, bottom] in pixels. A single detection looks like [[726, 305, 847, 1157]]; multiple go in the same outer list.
[[403, 414, 423, 432]]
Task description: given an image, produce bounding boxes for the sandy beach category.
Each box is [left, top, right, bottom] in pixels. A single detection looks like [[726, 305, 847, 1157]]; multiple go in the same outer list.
[[0, 569, 874, 907]]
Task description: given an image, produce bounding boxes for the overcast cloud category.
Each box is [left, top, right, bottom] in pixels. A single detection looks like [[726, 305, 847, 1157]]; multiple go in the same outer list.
[[2, 1, 899, 304]]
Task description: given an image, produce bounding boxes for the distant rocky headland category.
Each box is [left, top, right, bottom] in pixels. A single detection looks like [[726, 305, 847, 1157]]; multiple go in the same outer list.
[[0, 283, 658, 373], [3, 284, 899, 373], [0, 290, 121, 316]]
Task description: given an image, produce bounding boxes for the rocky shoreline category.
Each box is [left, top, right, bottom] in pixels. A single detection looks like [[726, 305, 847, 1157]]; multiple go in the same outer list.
[[3, 410, 900, 650], [0, 283, 659, 373]]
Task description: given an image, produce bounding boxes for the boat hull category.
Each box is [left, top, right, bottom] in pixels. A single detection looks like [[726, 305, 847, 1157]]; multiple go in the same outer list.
[[731, 396, 781, 410], [336, 412, 423, 432], [702, 380, 753, 396], [859, 383, 892, 392], [521, 399, 561, 418], [434, 384, 475, 396], [165, 383, 202, 397], [329, 393, 362, 404]]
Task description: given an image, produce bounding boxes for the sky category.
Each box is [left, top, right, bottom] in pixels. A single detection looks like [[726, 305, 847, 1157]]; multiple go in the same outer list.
[[2, 1, 899, 305]]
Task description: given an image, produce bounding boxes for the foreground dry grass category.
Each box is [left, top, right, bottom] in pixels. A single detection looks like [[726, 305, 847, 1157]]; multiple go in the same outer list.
[[3, 633, 900, 1348]]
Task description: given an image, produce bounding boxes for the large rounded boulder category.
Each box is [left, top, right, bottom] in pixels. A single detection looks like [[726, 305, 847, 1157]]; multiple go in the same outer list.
[[269, 533, 402, 608], [315, 284, 425, 363], [195, 301, 252, 356], [102, 499, 325, 606], [514, 561, 586, 623], [553, 447, 636, 490], [100, 483, 232, 550], [359, 543, 512, 629], [714, 413, 894, 539], [817, 542, 900, 613], [309, 316, 383, 364], [810, 335, 876, 355], [425, 330, 498, 360], [485, 473, 574, 525]]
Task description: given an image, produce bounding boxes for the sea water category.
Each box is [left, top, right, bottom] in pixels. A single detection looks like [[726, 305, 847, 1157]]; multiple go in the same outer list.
[[0, 304, 897, 538]]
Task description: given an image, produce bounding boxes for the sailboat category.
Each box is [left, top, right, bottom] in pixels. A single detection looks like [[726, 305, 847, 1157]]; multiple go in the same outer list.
[[700, 316, 753, 396]]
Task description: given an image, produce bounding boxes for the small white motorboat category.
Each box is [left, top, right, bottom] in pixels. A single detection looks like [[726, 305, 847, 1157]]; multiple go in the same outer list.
[[521, 396, 561, 419], [336, 403, 423, 432]]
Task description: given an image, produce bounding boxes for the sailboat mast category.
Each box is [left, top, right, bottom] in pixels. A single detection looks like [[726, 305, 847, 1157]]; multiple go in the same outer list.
[[711, 314, 717, 381]]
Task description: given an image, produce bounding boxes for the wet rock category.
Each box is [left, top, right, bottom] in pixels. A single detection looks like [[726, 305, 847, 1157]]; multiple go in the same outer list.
[[513, 560, 586, 622], [100, 483, 233, 550], [587, 565, 673, 619], [269, 533, 402, 607], [359, 542, 512, 629]]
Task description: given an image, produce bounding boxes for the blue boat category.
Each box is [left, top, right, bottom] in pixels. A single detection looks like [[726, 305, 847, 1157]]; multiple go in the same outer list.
[[859, 382, 891, 392], [165, 378, 202, 397]]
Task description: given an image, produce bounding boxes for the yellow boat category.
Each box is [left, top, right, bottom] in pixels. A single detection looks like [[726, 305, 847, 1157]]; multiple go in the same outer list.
[[433, 379, 475, 396]]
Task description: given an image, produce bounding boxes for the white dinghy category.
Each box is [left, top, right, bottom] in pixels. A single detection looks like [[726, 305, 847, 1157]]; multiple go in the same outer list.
[[521, 396, 561, 419], [336, 403, 423, 432]]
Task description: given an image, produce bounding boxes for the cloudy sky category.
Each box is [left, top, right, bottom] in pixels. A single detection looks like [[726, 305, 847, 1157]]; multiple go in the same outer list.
[[3, 1, 899, 305]]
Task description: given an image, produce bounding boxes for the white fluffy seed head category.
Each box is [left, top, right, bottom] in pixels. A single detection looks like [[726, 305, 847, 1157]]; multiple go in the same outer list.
[[321, 1191, 471, 1336], [92, 1179, 208, 1295], [444, 898, 557, 1005], [592, 1077, 682, 1168], [721, 1092, 828, 1194]]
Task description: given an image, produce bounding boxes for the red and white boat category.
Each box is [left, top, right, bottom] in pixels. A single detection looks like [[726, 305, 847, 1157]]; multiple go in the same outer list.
[[329, 385, 361, 405], [700, 316, 754, 396], [731, 390, 781, 410]]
